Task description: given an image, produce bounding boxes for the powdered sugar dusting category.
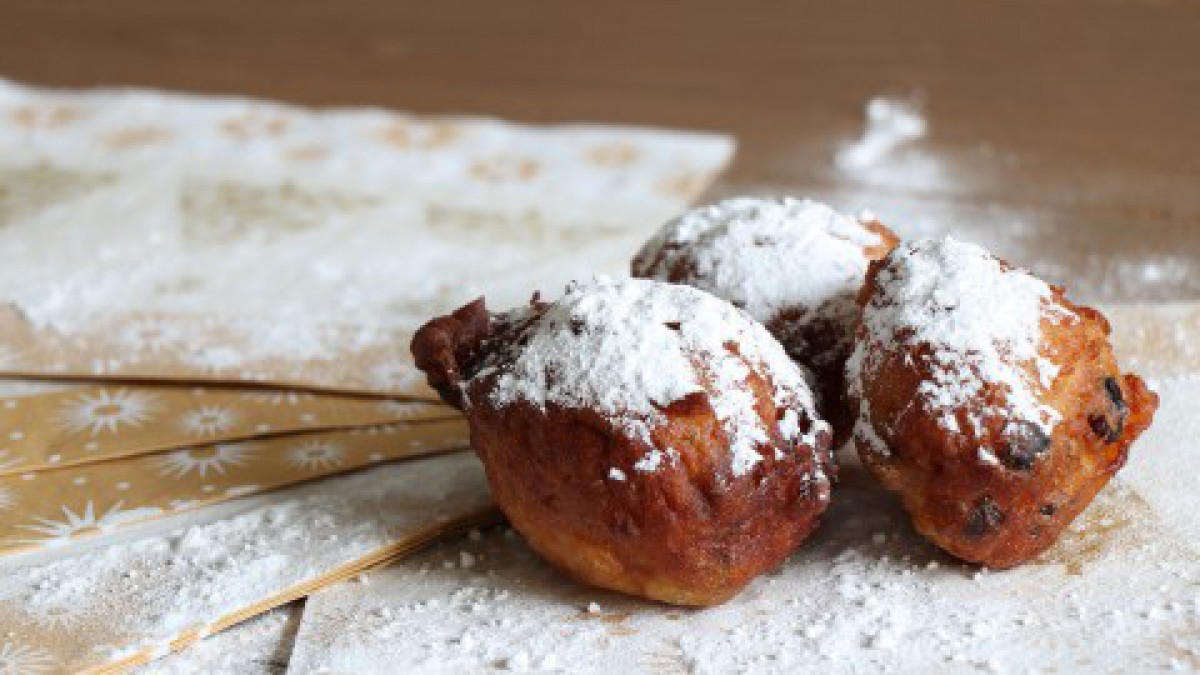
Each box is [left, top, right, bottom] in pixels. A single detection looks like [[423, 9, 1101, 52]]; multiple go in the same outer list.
[[289, 397, 1200, 674], [0, 80, 732, 379], [134, 605, 300, 675], [847, 237, 1070, 457], [0, 453, 491, 673], [633, 197, 884, 368], [478, 276, 826, 477]]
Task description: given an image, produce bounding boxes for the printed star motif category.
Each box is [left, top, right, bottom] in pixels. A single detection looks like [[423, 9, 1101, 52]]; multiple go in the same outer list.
[[13, 501, 158, 547], [0, 641, 56, 675], [154, 444, 255, 479], [287, 440, 345, 471], [56, 388, 159, 436], [179, 405, 239, 436]]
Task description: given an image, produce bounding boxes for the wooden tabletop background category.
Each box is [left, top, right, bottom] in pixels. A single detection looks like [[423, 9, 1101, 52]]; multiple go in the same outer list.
[[2, 0, 1198, 299]]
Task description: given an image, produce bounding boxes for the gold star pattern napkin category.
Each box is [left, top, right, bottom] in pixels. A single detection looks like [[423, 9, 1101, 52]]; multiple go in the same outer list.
[[0, 418, 469, 556], [0, 383, 455, 476]]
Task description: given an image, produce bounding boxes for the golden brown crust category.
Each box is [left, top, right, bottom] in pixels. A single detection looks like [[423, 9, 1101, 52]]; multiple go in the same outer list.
[[465, 366, 831, 606], [861, 219, 901, 261], [412, 288, 833, 606], [852, 259, 1158, 569]]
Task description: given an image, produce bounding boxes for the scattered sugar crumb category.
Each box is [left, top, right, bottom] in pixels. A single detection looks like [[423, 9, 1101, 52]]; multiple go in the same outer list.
[[836, 97, 927, 171]]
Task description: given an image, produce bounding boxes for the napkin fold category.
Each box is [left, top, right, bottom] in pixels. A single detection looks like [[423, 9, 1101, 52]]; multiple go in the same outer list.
[[0, 418, 469, 556], [0, 383, 454, 476]]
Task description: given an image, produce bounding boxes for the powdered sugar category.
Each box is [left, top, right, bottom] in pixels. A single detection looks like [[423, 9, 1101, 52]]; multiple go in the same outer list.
[[847, 237, 1070, 456], [0, 452, 492, 673], [836, 97, 928, 172], [478, 276, 826, 476], [633, 197, 883, 368], [632, 448, 677, 473], [289, 388, 1200, 673], [134, 605, 300, 675], [0, 80, 732, 377]]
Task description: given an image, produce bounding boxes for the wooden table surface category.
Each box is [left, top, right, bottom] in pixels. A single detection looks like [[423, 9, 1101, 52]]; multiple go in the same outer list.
[[2, 0, 1198, 298]]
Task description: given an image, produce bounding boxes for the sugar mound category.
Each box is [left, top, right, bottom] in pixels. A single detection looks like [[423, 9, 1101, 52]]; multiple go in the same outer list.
[[633, 197, 884, 368], [847, 237, 1070, 456], [836, 97, 928, 171], [475, 276, 827, 477]]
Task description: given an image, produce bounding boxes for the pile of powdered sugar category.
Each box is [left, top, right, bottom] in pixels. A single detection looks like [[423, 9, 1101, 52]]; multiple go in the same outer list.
[[835, 97, 928, 173], [846, 237, 1071, 457], [134, 606, 300, 675], [477, 276, 827, 477], [632, 197, 884, 367]]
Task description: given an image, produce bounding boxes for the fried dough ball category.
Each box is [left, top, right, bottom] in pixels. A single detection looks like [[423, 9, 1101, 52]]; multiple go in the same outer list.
[[411, 276, 833, 606], [632, 197, 898, 439], [846, 238, 1158, 569]]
